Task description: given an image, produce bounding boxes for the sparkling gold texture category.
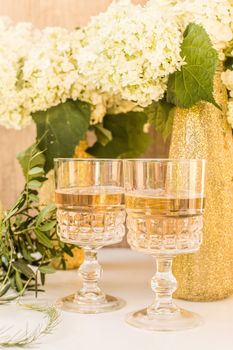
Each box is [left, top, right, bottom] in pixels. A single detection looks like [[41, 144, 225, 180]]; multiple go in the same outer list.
[[170, 70, 233, 301]]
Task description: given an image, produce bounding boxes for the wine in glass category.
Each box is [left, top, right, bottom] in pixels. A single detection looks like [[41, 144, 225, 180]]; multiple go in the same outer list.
[[124, 159, 205, 331], [54, 158, 125, 313]]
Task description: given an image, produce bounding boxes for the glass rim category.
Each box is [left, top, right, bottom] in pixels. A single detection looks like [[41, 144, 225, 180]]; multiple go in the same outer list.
[[123, 158, 206, 163], [54, 158, 123, 162]]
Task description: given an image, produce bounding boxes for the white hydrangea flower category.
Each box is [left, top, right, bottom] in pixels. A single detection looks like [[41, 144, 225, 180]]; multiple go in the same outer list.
[[0, 21, 87, 129], [221, 69, 233, 97], [221, 67, 233, 129], [0, 17, 40, 129], [78, 0, 184, 120], [221, 69, 233, 129], [22, 27, 81, 114], [147, 0, 233, 58]]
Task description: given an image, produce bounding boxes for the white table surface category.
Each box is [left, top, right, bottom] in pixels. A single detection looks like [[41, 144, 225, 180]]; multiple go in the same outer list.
[[1, 248, 233, 350]]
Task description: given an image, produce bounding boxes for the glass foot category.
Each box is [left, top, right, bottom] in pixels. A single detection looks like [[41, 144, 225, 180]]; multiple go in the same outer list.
[[57, 294, 125, 314], [126, 308, 203, 332]]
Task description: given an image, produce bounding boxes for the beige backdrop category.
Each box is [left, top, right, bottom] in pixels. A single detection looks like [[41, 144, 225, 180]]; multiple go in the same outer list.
[[0, 0, 168, 209]]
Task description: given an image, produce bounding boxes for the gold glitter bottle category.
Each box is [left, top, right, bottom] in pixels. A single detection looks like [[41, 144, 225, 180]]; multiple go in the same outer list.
[[170, 69, 233, 301]]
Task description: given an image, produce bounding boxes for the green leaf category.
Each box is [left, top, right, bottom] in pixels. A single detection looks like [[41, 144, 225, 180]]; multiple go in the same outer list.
[[21, 246, 33, 263], [28, 180, 42, 189], [146, 100, 174, 140], [32, 99, 91, 173], [17, 145, 45, 179], [38, 265, 56, 274], [88, 112, 151, 158], [63, 245, 74, 257], [28, 193, 39, 203], [12, 260, 35, 279], [39, 220, 57, 232], [36, 203, 56, 226], [0, 282, 11, 298], [10, 277, 16, 291], [40, 272, 46, 285], [3, 207, 19, 223], [28, 167, 44, 176], [94, 123, 112, 146], [167, 23, 219, 109], [15, 271, 24, 292], [20, 240, 34, 263], [35, 229, 53, 249]]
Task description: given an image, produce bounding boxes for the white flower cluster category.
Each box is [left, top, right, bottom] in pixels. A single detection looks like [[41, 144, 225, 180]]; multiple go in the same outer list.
[[0, 21, 89, 129], [0, 17, 40, 129], [147, 0, 233, 59], [22, 28, 85, 115], [0, 1, 184, 129], [78, 0, 184, 122], [221, 69, 233, 127]]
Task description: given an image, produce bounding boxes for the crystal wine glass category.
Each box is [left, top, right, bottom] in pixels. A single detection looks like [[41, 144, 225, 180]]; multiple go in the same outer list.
[[54, 158, 125, 313], [124, 159, 205, 331]]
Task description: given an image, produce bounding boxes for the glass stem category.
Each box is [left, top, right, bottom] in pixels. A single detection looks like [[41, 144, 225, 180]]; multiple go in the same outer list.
[[148, 256, 178, 317], [76, 249, 105, 303]]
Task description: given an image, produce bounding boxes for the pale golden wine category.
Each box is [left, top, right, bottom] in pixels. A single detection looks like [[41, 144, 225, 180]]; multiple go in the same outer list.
[[55, 188, 124, 207], [125, 190, 205, 254], [55, 186, 125, 247]]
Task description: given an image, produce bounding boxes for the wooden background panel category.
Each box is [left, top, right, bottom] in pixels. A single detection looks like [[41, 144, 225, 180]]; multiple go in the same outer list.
[[0, 125, 35, 209], [0, 0, 145, 28], [0, 0, 169, 210]]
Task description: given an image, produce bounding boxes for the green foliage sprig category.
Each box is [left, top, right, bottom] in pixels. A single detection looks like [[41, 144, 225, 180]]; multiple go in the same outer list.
[[0, 303, 60, 347], [0, 144, 74, 300]]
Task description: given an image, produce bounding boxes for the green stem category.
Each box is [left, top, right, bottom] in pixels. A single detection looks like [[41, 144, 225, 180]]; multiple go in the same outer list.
[[14, 226, 36, 235], [0, 244, 13, 292]]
